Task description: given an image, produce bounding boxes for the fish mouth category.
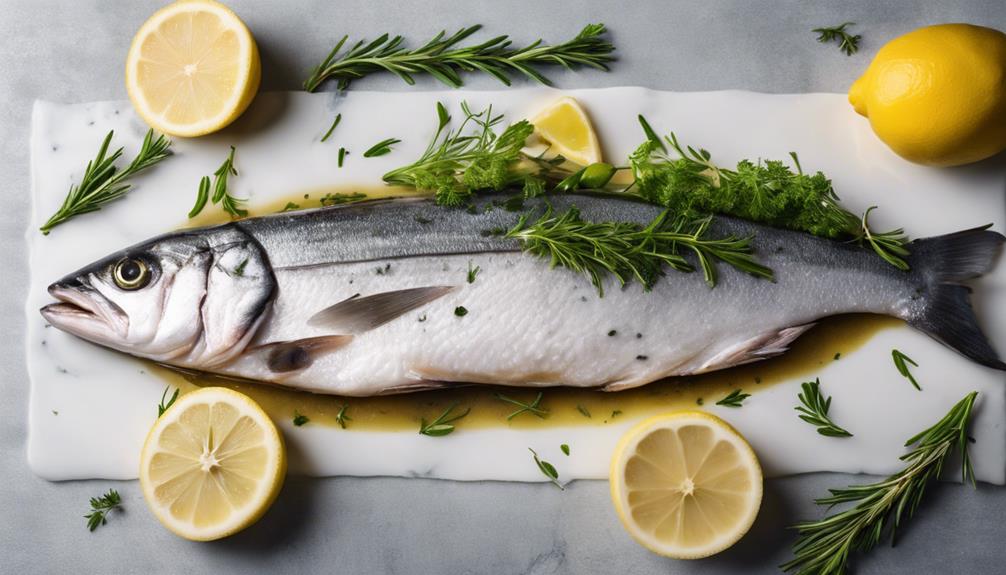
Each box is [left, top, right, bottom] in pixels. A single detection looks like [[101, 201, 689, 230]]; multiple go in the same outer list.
[[40, 280, 128, 340]]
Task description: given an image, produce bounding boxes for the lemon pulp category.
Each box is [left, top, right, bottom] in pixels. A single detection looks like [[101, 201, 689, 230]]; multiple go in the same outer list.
[[529, 96, 602, 166]]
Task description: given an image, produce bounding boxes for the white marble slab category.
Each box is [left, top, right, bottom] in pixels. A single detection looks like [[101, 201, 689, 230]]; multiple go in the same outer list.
[[26, 88, 1006, 483]]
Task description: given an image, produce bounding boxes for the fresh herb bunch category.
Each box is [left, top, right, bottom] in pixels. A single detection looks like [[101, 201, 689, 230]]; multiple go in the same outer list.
[[41, 129, 171, 234], [304, 23, 614, 92], [84, 489, 122, 532], [383, 102, 568, 206], [813, 22, 862, 56], [628, 117, 911, 269], [795, 378, 852, 437], [782, 391, 978, 575], [505, 205, 773, 295]]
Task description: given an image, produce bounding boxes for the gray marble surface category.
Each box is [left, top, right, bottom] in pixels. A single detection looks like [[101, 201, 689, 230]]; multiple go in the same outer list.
[[2, 1, 1004, 573]]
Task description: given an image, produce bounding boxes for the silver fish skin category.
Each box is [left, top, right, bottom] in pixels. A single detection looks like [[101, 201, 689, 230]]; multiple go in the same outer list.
[[41, 193, 1005, 396]]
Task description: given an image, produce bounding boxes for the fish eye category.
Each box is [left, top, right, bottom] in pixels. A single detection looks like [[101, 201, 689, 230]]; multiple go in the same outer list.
[[112, 258, 150, 290]]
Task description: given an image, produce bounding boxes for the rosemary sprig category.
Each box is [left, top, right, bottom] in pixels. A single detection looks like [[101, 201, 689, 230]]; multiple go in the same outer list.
[[84, 489, 122, 532], [363, 138, 401, 157], [41, 129, 171, 234], [157, 386, 179, 418], [304, 23, 614, 92], [419, 403, 470, 436], [716, 389, 750, 408], [321, 113, 342, 142], [190, 146, 245, 218], [495, 391, 548, 420], [892, 349, 921, 390], [529, 448, 564, 490], [858, 207, 910, 271], [782, 391, 978, 575], [795, 378, 852, 437], [505, 205, 773, 296], [813, 22, 862, 56], [336, 404, 352, 429]]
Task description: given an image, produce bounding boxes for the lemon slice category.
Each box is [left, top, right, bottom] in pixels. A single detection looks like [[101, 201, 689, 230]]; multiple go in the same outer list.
[[125, 0, 261, 137], [139, 387, 286, 541], [529, 96, 602, 165], [610, 412, 762, 559]]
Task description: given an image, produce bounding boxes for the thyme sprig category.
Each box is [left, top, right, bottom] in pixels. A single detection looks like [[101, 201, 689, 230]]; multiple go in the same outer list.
[[795, 378, 852, 437], [41, 129, 171, 234], [304, 23, 614, 92], [505, 205, 773, 295], [813, 22, 862, 56], [419, 403, 470, 436], [782, 391, 978, 575], [495, 391, 548, 420], [85, 489, 122, 532]]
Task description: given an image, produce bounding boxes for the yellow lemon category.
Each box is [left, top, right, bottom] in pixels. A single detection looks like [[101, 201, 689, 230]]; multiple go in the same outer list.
[[139, 387, 286, 541], [848, 23, 1006, 167], [529, 96, 602, 166], [609, 411, 762, 559], [125, 0, 261, 137]]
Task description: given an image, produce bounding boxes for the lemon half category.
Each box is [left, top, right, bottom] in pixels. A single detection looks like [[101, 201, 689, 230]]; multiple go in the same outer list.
[[529, 96, 602, 166], [139, 387, 286, 541], [125, 0, 261, 137], [610, 412, 762, 559]]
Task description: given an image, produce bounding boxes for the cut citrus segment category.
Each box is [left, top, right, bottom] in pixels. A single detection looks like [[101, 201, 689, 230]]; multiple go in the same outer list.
[[139, 387, 286, 541], [125, 0, 261, 137], [529, 96, 602, 166], [610, 411, 762, 559]]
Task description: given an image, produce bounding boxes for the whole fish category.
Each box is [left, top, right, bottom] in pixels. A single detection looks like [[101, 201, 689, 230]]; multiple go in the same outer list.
[[41, 193, 1005, 396]]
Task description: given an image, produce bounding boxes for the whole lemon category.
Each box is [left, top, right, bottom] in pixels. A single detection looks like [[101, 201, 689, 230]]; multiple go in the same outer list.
[[848, 23, 1006, 167]]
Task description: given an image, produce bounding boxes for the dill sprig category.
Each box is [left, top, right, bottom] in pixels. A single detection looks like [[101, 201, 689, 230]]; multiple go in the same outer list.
[[892, 349, 921, 390], [41, 129, 171, 234], [383, 102, 565, 206], [495, 391, 548, 420], [716, 389, 750, 408], [813, 22, 862, 56], [782, 391, 978, 575], [84, 489, 122, 532], [419, 403, 470, 436], [304, 23, 614, 92], [795, 378, 852, 437], [157, 386, 179, 418], [529, 448, 564, 490], [629, 117, 912, 269], [190, 146, 245, 218], [505, 205, 773, 296]]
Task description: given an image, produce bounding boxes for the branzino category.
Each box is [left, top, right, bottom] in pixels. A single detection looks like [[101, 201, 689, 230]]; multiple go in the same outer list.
[[41, 193, 1005, 395]]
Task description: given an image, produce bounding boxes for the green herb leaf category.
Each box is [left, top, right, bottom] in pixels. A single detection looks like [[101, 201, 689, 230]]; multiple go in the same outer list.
[[716, 389, 750, 408], [304, 23, 614, 92], [560, 444, 570, 456], [338, 147, 348, 167], [41, 129, 172, 234], [782, 391, 978, 575], [529, 448, 564, 490], [282, 202, 301, 212], [892, 348, 921, 390], [320, 192, 367, 206], [321, 113, 342, 142], [454, 306, 468, 317], [84, 489, 122, 532], [495, 391, 548, 421], [576, 404, 591, 418], [795, 378, 852, 437], [157, 386, 179, 418], [189, 177, 210, 218], [467, 261, 481, 283], [336, 404, 352, 429], [363, 138, 401, 158], [419, 403, 470, 436], [293, 411, 309, 426], [813, 22, 861, 56]]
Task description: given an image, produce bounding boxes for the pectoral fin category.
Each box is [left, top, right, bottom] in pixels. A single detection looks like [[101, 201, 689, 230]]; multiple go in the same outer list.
[[308, 286, 456, 333], [252, 335, 354, 373]]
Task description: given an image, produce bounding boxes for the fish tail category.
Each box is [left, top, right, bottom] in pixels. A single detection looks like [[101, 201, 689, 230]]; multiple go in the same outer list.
[[905, 224, 1006, 370]]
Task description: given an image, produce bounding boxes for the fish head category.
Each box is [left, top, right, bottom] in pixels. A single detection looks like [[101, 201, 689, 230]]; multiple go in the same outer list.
[[41, 226, 276, 367]]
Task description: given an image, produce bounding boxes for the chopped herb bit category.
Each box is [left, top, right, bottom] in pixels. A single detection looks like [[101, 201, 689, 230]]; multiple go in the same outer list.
[[293, 411, 310, 426], [833, 352, 841, 360], [375, 263, 391, 275], [467, 261, 481, 283], [696, 397, 704, 406], [157, 386, 179, 417], [418, 314, 427, 322], [560, 444, 570, 456], [813, 22, 861, 56], [611, 410, 623, 418], [320, 192, 367, 206], [795, 378, 852, 437], [233, 258, 249, 276], [576, 404, 591, 418], [335, 404, 351, 429], [363, 137, 401, 158], [636, 355, 648, 361], [419, 403, 470, 436], [282, 202, 301, 212], [636, 333, 642, 339], [716, 389, 749, 408], [495, 391, 548, 421], [892, 349, 921, 390], [607, 329, 617, 337], [454, 306, 468, 317], [85, 489, 122, 532], [529, 448, 563, 490], [321, 113, 342, 142], [338, 147, 348, 167]]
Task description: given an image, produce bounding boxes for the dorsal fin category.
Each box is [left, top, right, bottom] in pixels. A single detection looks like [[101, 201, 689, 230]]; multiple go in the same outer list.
[[308, 286, 456, 333]]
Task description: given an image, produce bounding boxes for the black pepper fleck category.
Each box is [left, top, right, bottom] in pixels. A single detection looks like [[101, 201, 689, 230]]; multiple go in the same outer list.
[[607, 330, 617, 337]]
